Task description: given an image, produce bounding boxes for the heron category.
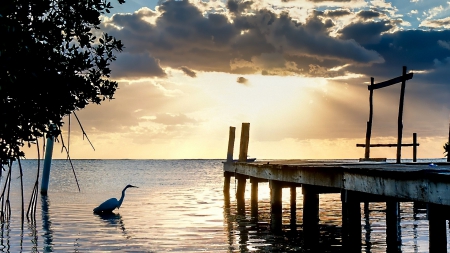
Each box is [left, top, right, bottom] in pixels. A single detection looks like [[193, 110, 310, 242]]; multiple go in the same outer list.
[[93, 184, 138, 213]]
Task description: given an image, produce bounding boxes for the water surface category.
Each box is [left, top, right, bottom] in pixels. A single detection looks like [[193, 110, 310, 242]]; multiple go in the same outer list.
[[0, 159, 447, 252]]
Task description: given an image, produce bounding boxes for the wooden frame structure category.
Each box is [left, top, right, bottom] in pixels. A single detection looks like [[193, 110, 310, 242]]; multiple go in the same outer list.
[[357, 66, 418, 163]]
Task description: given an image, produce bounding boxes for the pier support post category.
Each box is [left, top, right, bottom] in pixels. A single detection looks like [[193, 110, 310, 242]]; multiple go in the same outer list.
[[239, 123, 250, 162], [270, 180, 283, 233], [342, 190, 361, 252], [223, 172, 231, 194], [428, 204, 447, 253], [250, 177, 259, 218], [236, 174, 247, 215], [290, 186, 297, 231], [303, 185, 319, 249], [386, 201, 401, 252]]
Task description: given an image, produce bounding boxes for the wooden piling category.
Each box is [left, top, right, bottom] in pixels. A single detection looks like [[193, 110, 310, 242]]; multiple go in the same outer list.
[[239, 123, 250, 162], [270, 180, 283, 233], [428, 204, 447, 253], [396, 66, 407, 163], [413, 133, 417, 162], [386, 201, 401, 251], [303, 185, 319, 248], [290, 186, 297, 230], [342, 190, 362, 252], [227, 126, 236, 162], [223, 171, 231, 194], [250, 177, 259, 218], [236, 175, 247, 214]]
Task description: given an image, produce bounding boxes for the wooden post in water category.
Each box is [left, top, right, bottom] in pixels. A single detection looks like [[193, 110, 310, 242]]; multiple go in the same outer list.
[[396, 66, 407, 163], [413, 133, 417, 162], [41, 132, 55, 195], [250, 177, 259, 218], [236, 174, 247, 214], [290, 186, 297, 231], [270, 180, 283, 233], [428, 204, 447, 253], [239, 123, 250, 162], [227, 126, 236, 162], [342, 190, 362, 252], [303, 185, 319, 249], [386, 201, 401, 251]]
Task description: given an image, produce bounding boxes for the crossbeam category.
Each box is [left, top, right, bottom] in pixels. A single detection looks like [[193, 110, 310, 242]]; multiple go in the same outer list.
[[368, 72, 413, 90], [356, 143, 420, 148]]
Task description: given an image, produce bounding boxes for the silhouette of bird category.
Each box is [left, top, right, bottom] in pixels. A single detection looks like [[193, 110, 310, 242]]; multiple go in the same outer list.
[[93, 184, 138, 213]]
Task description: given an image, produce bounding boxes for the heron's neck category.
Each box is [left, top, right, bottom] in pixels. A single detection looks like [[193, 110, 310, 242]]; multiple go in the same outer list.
[[118, 189, 127, 208]]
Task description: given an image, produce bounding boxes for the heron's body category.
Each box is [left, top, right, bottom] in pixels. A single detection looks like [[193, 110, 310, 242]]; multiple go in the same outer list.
[[93, 185, 138, 213]]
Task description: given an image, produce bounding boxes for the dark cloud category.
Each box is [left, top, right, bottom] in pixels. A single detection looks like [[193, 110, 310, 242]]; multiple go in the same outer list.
[[237, 76, 248, 84], [111, 53, 167, 79], [179, 66, 197, 77], [338, 21, 393, 45], [102, 0, 384, 78], [357, 10, 380, 20], [227, 0, 253, 14], [324, 9, 352, 18]]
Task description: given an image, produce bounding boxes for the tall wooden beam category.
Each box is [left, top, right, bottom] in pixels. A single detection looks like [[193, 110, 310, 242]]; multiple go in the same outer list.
[[239, 123, 250, 162], [396, 66, 407, 164], [365, 77, 374, 159], [413, 133, 417, 162], [226, 126, 236, 162]]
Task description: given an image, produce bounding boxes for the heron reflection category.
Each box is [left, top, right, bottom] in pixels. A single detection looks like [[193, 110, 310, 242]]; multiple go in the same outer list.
[[95, 212, 130, 239]]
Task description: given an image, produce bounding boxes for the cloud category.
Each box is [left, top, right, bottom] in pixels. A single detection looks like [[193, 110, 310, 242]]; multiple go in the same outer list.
[[179, 66, 197, 77], [237, 76, 249, 84], [357, 10, 381, 20], [102, 0, 384, 78], [438, 40, 450, 50], [111, 53, 167, 78], [338, 20, 393, 45], [150, 113, 198, 125], [420, 17, 450, 28]]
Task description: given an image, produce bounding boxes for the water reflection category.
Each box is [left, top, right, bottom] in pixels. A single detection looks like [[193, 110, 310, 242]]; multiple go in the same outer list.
[[94, 212, 129, 239], [41, 195, 53, 252]]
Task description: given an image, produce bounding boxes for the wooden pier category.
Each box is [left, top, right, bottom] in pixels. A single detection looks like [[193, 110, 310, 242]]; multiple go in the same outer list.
[[223, 124, 450, 252]]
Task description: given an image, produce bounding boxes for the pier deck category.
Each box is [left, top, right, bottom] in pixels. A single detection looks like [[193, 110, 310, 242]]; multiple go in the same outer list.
[[224, 160, 450, 205]]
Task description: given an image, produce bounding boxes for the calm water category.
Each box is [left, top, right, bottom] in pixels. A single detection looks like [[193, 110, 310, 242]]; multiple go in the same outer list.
[[0, 159, 447, 252]]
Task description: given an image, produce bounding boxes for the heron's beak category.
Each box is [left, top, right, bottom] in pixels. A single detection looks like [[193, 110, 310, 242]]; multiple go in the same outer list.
[[131, 185, 139, 188]]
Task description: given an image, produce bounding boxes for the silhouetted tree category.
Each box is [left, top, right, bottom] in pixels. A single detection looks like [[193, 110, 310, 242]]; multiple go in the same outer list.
[[444, 142, 450, 159], [0, 0, 125, 165]]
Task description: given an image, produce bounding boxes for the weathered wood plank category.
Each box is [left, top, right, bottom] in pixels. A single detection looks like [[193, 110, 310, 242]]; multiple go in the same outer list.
[[368, 72, 413, 90]]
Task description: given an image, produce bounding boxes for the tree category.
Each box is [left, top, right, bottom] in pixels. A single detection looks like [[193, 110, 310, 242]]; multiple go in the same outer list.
[[0, 0, 125, 166], [444, 142, 450, 159]]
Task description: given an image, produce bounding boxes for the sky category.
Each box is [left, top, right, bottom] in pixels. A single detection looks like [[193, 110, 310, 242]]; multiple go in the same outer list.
[[27, 0, 450, 160]]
